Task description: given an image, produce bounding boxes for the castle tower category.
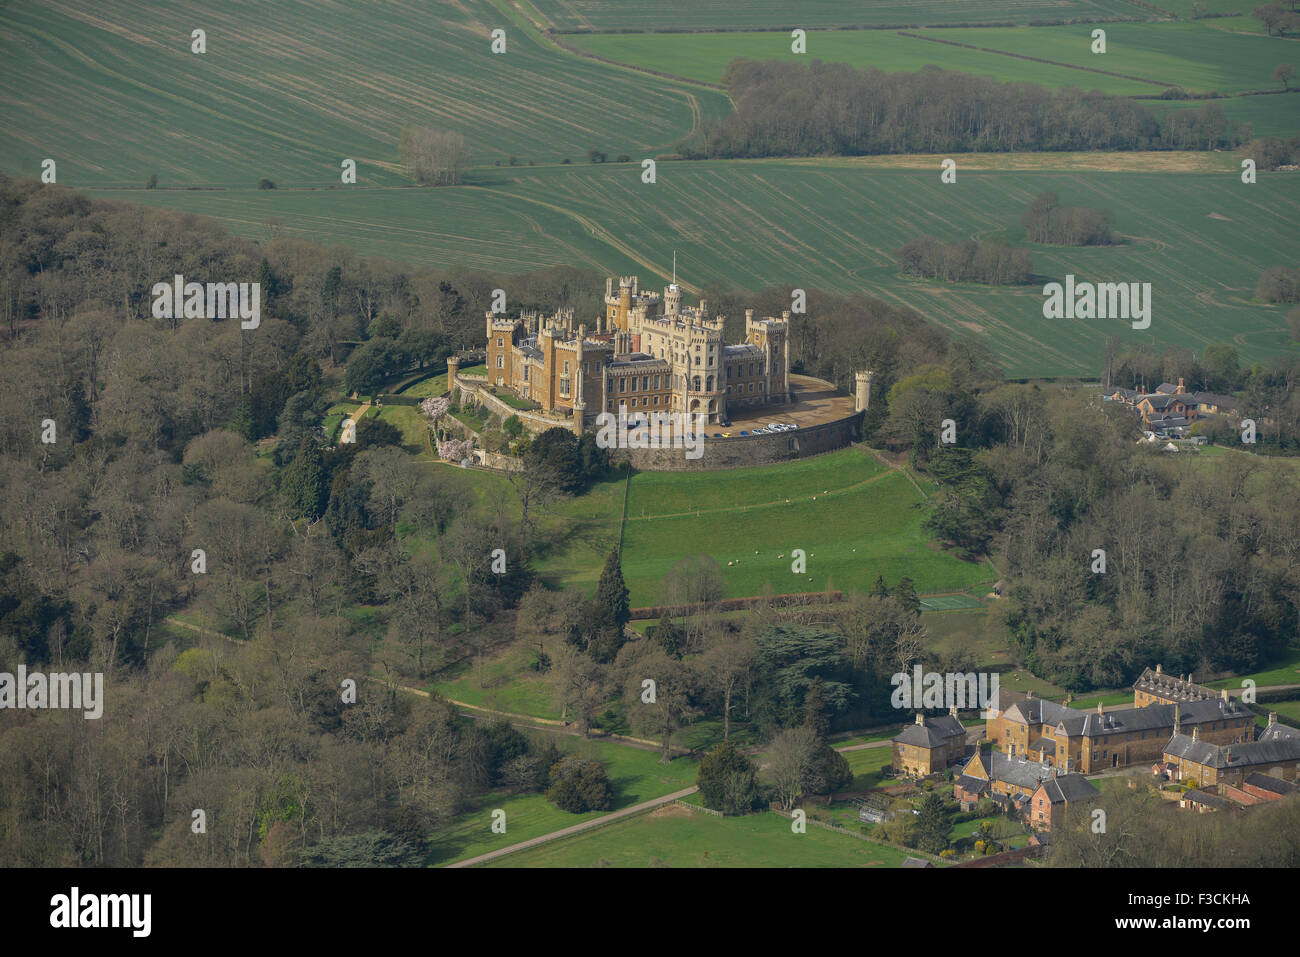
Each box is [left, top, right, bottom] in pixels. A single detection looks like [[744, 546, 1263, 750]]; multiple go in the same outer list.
[[447, 355, 460, 395], [572, 363, 586, 436], [854, 370, 874, 412], [665, 283, 682, 317]]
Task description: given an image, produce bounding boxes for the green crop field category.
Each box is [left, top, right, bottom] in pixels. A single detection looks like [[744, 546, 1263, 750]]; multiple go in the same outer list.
[[1145, 93, 1300, 139], [479, 803, 910, 866], [620, 450, 992, 605], [532, 0, 1143, 32], [0, 0, 729, 187], [568, 23, 1300, 95], [111, 159, 1300, 378], [570, 29, 1156, 93]]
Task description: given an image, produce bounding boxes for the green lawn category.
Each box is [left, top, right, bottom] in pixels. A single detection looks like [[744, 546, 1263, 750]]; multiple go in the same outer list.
[[428, 737, 699, 865], [1204, 646, 1300, 690], [843, 746, 895, 791], [480, 804, 912, 867], [402, 364, 487, 398], [622, 452, 992, 605]]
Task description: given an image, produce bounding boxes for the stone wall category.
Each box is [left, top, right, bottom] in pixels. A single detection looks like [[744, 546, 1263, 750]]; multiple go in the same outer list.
[[609, 409, 862, 471]]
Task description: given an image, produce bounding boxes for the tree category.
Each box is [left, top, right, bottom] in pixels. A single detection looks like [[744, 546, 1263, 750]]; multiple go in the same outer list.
[[593, 549, 630, 632], [766, 724, 817, 810], [522, 427, 585, 495], [548, 643, 609, 737], [697, 741, 761, 815], [280, 435, 328, 519], [699, 632, 756, 739], [398, 126, 470, 185], [621, 644, 700, 761], [546, 755, 613, 813], [1275, 63, 1296, 89], [914, 793, 950, 854]]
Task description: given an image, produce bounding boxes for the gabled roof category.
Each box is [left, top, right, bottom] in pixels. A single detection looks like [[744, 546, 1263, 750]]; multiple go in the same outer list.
[[1036, 773, 1099, 804], [1165, 732, 1300, 769], [1002, 698, 1077, 727]]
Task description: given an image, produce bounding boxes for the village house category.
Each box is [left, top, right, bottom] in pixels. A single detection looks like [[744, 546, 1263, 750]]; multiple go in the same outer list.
[[1029, 772, 1101, 831], [891, 710, 968, 777], [1162, 714, 1300, 788], [1103, 378, 1244, 437], [986, 682, 1253, 774], [954, 747, 1098, 829]]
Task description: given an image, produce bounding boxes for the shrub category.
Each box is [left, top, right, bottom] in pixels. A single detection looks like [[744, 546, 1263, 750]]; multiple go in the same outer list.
[[257, 178, 276, 190]]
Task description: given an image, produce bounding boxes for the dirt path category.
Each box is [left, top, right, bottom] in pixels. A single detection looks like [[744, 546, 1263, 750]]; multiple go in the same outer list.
[[446, 785, 700, 867]]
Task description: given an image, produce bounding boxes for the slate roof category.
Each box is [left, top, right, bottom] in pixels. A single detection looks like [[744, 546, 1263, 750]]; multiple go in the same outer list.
[[1132, 667, 1218, 703], [1037, 773, 1099, 804], [893, 714, 966, 749], [1192, 392, 1239, 411], [1243, 773, 1298, 795], [955, 775, 989, 795], [1058, 697, 1250, 739], [1002, 698, 1076, 727], [1258, 721, 1300, 742], [1182, 789, 1232, 810], [1164, 732, 1300, 769], [1029, 737, 1057, 754]]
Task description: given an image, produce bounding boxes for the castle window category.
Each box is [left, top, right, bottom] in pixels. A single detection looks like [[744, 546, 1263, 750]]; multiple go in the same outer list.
[[618, 378, 625, 393], [496, 355, 504, 369], [727, 367, 733, 380], [692, 376, 701, 391], [564, 360, 570, 374], [653, 396, 659, 405], [748, 383, 754, 393], [497, 338, 503, 347], [560, 377, 570, 398], [653, 375, 660, 389], [642, 376, 649, 391], [749, 363, 755, 376], [523, 367, 529, 382]]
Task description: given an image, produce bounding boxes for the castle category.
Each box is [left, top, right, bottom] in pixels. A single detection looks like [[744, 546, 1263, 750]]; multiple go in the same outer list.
[[485, 276, 793, 429]]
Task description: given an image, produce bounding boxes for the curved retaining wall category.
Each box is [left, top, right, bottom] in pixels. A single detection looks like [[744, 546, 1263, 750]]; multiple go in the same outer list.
[[609, 410, 863, 471]]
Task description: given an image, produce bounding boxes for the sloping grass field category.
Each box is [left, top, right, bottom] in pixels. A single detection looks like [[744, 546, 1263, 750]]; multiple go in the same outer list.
[[0, 0, 730, 186], [115, 158, 1298, 378], [621, 447, 992, 605]]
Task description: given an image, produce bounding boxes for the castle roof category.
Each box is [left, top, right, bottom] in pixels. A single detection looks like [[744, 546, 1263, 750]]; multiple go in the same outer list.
[[1132, 667, 1218, 703]]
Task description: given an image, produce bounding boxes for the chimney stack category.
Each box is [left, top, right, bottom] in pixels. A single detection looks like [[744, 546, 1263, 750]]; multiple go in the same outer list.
[[1192, 726, 1199, 742], [1156, 664, 1162, 674], [1269, 712, 1278, 726], [1097, 701, 1103, 715], [915, 713, 924, 726]]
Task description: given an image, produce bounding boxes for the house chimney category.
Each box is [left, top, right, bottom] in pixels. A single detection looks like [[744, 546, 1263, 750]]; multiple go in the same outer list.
[[1097, 701, 1103, 715], [1156, 663, 1162, 674], [1192, 725, 1199, 742], [949, 705, 958, 719], [915, 713, 924, 726], [1220, 689, 1229, 702], [1269, 712, 1278, 726]]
